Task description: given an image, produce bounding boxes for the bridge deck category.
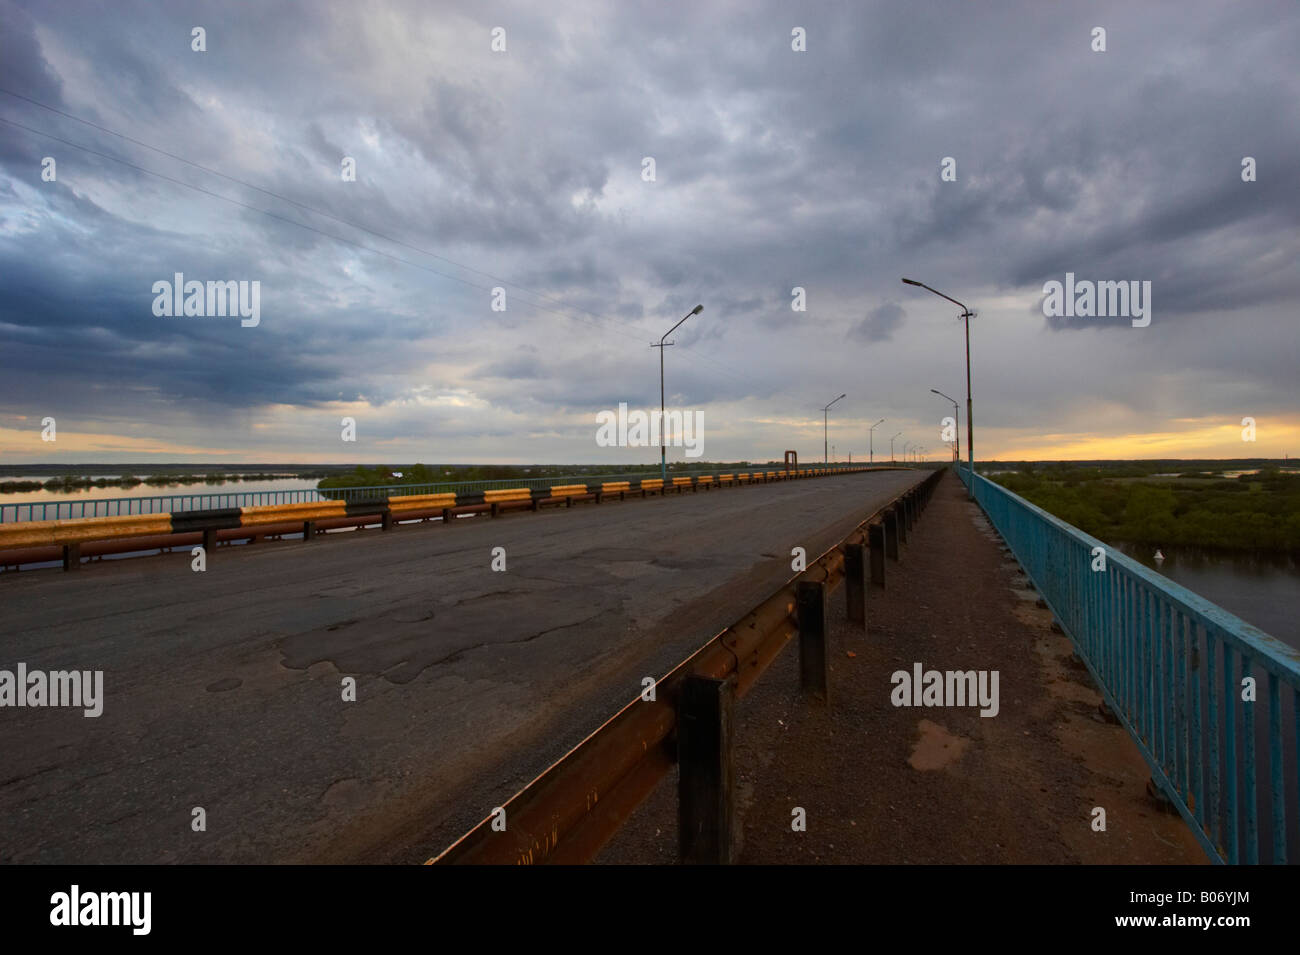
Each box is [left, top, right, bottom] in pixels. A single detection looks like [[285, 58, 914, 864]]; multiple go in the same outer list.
[[0, 468, 922, 863], [601, 471, 1208, 863]]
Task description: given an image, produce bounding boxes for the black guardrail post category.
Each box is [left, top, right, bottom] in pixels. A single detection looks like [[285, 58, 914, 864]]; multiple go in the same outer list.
[[203, 527, 217, 555], [844, 542, 866, 628], [895, 502, 907, 544], [302, 520, 315, 541], [884, 509, 900, 561], [62, 542, 80, 572], [796, 580, 829, 702], [868, 522, 886, 585], [678, 675, 735, 865]]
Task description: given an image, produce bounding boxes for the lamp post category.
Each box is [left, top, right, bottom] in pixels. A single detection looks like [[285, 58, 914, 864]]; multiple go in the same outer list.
[[891, 431, 902, 464], [868, 418, 884, 464], [652, 305, 703, 483], [904, 278, 975, 497], [903, 442, 912, 464], [822, 393, 846, 464], [930, 388, 959, 463]]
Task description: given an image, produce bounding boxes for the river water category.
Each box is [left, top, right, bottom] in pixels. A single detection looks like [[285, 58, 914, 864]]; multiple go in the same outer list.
[[1114, 543, 1299, 650], [0, 478, 325, 522]]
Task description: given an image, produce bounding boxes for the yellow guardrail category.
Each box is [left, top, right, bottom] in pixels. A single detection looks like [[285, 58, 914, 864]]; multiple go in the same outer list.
[[549, 484, 590, 498], [0, 514, 172, 549], [240, 501, 347, 525], [388, 492, 458, 512], [483, 488, 533, 503], [1, 464, 888, 570]]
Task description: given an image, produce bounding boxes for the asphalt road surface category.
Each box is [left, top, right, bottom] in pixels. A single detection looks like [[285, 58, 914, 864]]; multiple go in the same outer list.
[[0, 469, 924, 863]]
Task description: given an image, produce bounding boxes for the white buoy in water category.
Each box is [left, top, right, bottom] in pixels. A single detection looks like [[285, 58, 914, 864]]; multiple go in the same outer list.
[[1154, 549, 1165, 562]]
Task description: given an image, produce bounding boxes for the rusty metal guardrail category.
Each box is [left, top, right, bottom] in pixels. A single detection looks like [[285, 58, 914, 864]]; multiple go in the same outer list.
[[429, 467, 944, 864]]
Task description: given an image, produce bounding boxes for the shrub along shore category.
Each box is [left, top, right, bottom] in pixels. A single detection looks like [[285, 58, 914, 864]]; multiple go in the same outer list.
[[990, 466, 1300, 554]]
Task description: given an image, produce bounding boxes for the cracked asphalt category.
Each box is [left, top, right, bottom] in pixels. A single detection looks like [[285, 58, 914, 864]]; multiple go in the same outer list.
[[0, 468, 924, 863]]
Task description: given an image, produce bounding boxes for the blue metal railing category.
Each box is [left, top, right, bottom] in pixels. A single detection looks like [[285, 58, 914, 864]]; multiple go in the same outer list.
[[0, 462, 888, 523], [957, 465, 1300, 864]]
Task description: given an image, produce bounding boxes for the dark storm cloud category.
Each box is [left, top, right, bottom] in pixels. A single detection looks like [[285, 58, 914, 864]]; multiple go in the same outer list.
[[849, 303, 906, 343], [0, 0, 1297, 461]]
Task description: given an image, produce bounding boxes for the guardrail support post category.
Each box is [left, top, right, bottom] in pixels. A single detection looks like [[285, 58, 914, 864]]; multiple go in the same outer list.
[[895, 503, 908, 544], [797, 581, 829, 702], [62, 542, 80, 572], [203, 527, 218, 554], [302, 521, 315, 542], [382, 510, 393, 531], [844, 542, 866, 628], [868, 523, 886, 585], [884, 510, 900, 561], [678, 675, 735, 865]]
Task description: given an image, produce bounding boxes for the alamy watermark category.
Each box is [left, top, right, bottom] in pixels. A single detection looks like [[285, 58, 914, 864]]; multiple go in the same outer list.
[[595, 402, 703, 457], [0, 664, 103, 717], [891, 662, 999, 717], [152, 273, 260, 327], [1041, 272, 1151, 327], [50, 885, 150, 935]]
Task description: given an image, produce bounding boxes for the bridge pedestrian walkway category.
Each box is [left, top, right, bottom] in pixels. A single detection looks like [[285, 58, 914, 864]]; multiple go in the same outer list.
[[602, 471, 1207, 863]]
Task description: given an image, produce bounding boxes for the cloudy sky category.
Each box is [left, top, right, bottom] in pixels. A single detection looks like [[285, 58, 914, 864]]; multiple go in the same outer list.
[[1, 0, 1297, 465]]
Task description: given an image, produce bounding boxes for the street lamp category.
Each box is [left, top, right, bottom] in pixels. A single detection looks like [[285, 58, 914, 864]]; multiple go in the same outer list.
[[930, 388, 960, 463], [891, 431, 902, 464], [868, 418, 884, 464], [903, 441, 912, 464], [652, 304, 703, 483], [904, 278, 975, 496], [822, 393, 846, 465]]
